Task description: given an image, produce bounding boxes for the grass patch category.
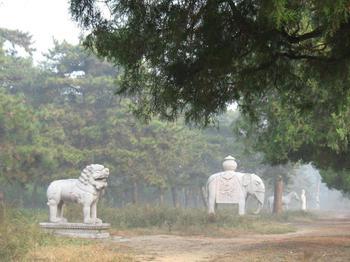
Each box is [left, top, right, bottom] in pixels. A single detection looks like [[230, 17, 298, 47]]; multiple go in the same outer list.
[[0, 206, 134, 261], [59, 205, 312, 236], [0, 205, 315, 261], [99, 205, 298, 237], [0, 205, 315, 260], [25, 244, 133, 262], [260, 210, 317, 223]]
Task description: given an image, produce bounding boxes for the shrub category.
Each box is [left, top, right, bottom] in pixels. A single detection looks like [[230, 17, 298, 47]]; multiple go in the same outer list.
[[0, 208, 41, 261]]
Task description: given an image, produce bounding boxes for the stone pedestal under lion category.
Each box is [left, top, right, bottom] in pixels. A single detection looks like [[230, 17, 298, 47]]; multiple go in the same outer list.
[[40, 164, 111, 238]]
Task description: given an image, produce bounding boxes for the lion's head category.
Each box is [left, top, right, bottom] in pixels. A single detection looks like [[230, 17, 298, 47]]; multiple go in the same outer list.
[[78, 164, 110, 190]]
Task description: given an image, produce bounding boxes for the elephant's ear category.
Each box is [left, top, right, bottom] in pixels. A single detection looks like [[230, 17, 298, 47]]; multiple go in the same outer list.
[[242, 174, 251, 186]]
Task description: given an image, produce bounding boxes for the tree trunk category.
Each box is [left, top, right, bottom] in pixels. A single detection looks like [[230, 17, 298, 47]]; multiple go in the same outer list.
[[170, 186, 178, 207], [191, 188, 197, 207], [122, 190, 128, 207], [132, 181, 138, 204], [187, 188, 192, 207], [195, 189, 200, 208], [18, 183, 25, 207], [199, 185, 207, 208], [273, 176, 283, 214], [0, 191, 4, 222], [31, 182, 38, 208], [159, 188, 164, 206], [183, 188, 188, 208]]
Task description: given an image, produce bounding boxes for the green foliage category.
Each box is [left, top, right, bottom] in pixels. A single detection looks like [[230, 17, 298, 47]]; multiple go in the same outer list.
[[42, 39, 118, 77], [0, 207, 92, 261], [0, 208, 49, 261], [70, 0, 350, 125], [235, 84, 350, 192], [68, 1, 350, 192], [0, 28, 248, 206]]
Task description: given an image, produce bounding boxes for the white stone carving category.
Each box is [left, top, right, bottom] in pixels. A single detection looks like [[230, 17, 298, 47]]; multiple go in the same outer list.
[[315, 178, 321, 209], [215, 172, 243, 203], [46, 164, 109, 224], [267, 191, 300, 212], [301, 189, 306, 211], [207, 156, 265, 215], [39, 222, 111, 238]]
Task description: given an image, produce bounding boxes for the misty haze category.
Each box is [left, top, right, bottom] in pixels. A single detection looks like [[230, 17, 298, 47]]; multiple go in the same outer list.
[[1, 1, 350, 261]]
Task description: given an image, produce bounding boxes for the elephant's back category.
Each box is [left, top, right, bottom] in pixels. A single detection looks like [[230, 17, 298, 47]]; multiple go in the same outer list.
[[207, 172, 224, 184]]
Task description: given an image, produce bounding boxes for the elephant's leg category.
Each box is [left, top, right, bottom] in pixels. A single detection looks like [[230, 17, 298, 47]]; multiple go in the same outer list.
[[238, 200, 246, 216], [208, 194, 216, 215], [83, 205, 93, 224], [207, 182, 216, 215]]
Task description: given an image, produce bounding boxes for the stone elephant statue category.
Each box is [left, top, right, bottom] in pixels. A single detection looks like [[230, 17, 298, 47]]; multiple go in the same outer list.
[[206, 172, 265, 216]]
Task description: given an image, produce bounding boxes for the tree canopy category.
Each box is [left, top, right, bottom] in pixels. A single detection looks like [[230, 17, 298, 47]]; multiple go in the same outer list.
[[70, 0, 350, 123], [69, 0, 350, 192]]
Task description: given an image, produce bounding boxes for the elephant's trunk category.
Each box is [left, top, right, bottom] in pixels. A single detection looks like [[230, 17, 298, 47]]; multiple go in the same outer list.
[[253, 191, 265, 214], [253, 202, 263, 214]]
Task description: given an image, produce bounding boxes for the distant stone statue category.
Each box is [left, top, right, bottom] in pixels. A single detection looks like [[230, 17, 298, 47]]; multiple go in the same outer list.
[[268, 191, 300, 212], [300, 189, 306, 211], [206, 156, 265, 216], [46, 164, 109, 224], [315, 179, 320, 209]]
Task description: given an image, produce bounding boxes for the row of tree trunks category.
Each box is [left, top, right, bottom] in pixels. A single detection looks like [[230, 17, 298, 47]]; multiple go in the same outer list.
[[171, 186, 208, 208], [122, 185, 208, 208], [173, 186, 207, 208]]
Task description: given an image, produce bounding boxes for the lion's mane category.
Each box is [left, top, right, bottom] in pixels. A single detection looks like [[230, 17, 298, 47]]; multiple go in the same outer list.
[[78, 164, 109, 190]]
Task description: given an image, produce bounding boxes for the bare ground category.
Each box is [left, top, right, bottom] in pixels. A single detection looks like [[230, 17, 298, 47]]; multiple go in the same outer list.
[[110, 211, 350, 262]]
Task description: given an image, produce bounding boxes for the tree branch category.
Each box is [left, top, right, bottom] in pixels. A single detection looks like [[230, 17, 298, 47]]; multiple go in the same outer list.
[[280, 27, 324, 44], [277, 51, 333, 61]]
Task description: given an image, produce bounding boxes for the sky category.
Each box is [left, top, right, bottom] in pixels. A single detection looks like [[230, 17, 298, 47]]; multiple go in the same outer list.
[[0, 0, 81, 60]]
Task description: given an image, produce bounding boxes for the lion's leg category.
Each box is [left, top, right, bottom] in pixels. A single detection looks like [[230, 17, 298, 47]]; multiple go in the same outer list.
[[48, 203, 60, 223], [83, 205, 93, 224], [91, 202, 96, 220], [91, 201, 102, 224], [57, 201, 67, 223]]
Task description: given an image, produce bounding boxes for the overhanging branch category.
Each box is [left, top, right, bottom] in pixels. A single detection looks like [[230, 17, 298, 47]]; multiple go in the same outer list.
[[280, 27, 324, 44]]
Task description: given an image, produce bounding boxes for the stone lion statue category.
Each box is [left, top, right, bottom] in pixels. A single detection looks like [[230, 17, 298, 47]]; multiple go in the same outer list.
[[47, 164, 109, 224]]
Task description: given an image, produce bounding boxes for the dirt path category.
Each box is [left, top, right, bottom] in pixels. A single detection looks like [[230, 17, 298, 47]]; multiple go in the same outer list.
[[111, 213, 350, 262]]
